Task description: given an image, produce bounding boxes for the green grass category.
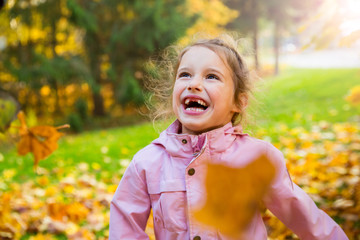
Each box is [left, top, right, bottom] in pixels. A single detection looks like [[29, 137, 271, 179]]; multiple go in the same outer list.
[[252, 68, 360, 129], [0, 121, 163, 182], [0, 68, 359, 181]]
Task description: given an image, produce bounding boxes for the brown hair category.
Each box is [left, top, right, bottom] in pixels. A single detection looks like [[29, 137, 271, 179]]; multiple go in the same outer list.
[[145, 34, 254, 127]]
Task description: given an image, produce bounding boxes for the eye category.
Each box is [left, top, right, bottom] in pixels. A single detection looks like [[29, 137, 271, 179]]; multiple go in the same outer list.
[[207, 74, 220, 80], [178, 72, 191, 78]]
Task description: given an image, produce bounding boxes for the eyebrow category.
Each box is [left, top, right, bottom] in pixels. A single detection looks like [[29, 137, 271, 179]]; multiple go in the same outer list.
[[177, 67, 226, 78], [177, 67, 191, 73]]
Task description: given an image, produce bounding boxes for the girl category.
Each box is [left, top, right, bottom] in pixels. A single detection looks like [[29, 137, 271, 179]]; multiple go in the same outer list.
[[109, 35, 348, 239]]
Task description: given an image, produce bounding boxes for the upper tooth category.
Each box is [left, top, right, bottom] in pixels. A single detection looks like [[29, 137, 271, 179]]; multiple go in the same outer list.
[[197, 100, 206, 106], [184, 98, 207, 106]]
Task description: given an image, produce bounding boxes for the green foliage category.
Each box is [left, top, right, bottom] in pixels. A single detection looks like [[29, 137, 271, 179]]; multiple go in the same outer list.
[[0, 90, 19, 133], [226, 0, 262, 33], [66, 0, 98, 33], [68, 113, 83, 133], [1, 0, 234, 119], [0, 0, 197, 118], [63, 0, 196, 115], [109, 0, 194, 53], [117, 69, 144, 106], [75, 98, 88, 121], [0, 99, 17, 133], [105, 0, 195, 106]]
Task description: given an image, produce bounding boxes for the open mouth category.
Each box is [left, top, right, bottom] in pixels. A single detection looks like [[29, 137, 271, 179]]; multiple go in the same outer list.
[[184, 98, 208, 112]]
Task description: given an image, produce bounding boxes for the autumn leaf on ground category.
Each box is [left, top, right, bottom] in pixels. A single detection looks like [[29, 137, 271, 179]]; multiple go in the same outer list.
[[16, 111, 69, 171], [345, 85, 360, 106], [193, 154, 275, 237]]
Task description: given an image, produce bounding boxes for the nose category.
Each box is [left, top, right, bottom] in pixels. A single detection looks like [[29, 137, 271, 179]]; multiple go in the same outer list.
[[187, 75, 202, 91]]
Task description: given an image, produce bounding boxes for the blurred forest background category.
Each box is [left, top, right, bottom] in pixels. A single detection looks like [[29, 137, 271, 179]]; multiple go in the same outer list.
[[0, 0, 360, 239], [0, 0, 358, 131]]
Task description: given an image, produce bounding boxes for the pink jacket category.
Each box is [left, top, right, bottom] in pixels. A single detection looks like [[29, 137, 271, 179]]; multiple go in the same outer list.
[[109, 121, 348, 240]]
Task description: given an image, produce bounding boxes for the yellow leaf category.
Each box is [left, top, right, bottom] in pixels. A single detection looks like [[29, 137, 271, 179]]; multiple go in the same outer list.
[[65, 222, 79, 236], [29, 233, 55, 240], [91, 162, 101, 170], [45, 186, 58, 197], [345, 85, 360, 106], [66, 202, 89, 223], [107, 184, 118, 193], [193, 154, 275, 237], [3, 169, 16, 180], [120, 147, 129, 155], [37, 175, 49, 186], [63, 185, 75, 194], [16, 111, 69, 171], [178, 0, 238, 45], [40, 85, 51, 97], [48, 202, 67, 221]]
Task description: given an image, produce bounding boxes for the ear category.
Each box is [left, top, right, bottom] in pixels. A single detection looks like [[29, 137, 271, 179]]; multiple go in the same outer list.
[[233, 93, 248, 113], [239, 93, 249, 111]]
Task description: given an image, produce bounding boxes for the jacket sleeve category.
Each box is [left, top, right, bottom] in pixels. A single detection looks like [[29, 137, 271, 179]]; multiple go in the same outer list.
[[109, 158, 151, 240], [263, 142, 349, 240]]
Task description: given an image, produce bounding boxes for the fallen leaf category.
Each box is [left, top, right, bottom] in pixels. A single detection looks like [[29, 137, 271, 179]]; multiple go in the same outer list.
[[345, 85, 360, 106], [193, 154, 276, 237], [16, 111, 69, 171]]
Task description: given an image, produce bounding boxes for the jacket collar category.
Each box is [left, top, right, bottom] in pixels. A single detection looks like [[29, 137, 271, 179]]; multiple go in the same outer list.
[[152, 120, 248, 159]]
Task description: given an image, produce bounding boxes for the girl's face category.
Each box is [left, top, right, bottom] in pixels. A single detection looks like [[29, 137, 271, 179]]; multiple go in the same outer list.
[[172, 46, 240, 135]]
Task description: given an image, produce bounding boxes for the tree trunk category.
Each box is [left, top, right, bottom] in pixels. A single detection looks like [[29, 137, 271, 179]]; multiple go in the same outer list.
[[274, 21, 280, 75], [88, 33, 106, 117], [251, 0, 259, 70], [53, 81, 62, 115], [92, 91, 105, 116], [90, 58, 105, 116], [50, 19, 62, 115]]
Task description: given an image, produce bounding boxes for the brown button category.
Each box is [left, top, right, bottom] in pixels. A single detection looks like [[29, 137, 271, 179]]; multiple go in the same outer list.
[[188, 168, 195, 176], [182, 139, 187, 144], [193, 236, 201, 240]]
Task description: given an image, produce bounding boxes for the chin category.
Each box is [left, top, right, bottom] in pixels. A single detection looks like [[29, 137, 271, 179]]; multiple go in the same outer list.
[[182, 122, 211, 135]]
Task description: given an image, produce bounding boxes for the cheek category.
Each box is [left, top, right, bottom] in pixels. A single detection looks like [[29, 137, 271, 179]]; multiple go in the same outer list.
[[172, 82, 183, 103], [171, 94, 177, 113], [210, 87, 225, 102], [212, 86, 237, 110], [172, 83, 182, 112]]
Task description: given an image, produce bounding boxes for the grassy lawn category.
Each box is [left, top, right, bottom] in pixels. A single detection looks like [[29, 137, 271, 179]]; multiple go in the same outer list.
[[0, 68, 359, 181], [0, 121, 162, 182], [253, 68, 360, 129]]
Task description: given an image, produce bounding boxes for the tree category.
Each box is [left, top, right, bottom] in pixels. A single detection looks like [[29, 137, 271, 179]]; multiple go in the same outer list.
[[67, 0, 195, 116], [1, 0, 90, 116], [1, 0, 239, 120], [179, 0, 238, 45], [225, 0, 325, 74], [264, 0, 324, 74], [225, 0, 264, 70]]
